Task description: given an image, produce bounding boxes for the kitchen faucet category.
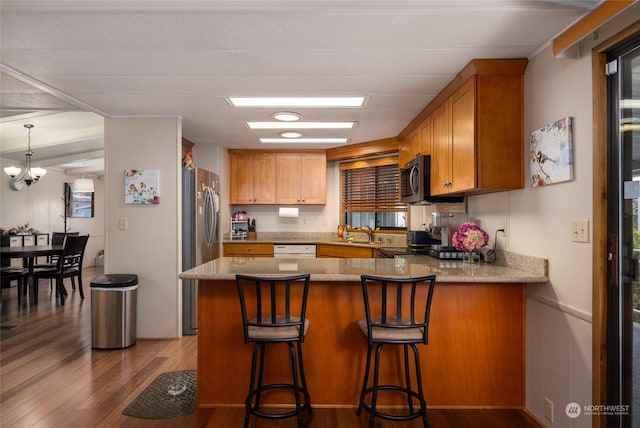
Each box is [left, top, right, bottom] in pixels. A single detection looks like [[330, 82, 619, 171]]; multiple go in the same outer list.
[[363, 226, 374, 243]]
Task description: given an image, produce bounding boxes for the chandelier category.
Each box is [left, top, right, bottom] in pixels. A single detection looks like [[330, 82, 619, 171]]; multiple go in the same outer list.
[[4, 124, 47, 189]]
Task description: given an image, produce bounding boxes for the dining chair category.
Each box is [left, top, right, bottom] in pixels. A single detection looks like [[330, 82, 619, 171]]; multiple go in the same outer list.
[[0, 266, 28, 306], [34, 232, 80, 290], [34, 234, 89, 305], [356, 274, 436, 428]]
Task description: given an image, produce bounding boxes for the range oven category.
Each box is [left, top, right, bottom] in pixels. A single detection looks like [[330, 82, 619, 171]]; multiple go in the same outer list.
[[400, 155, 463, 205]]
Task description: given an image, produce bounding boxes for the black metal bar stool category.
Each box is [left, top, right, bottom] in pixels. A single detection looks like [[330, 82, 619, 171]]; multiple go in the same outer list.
[[356, 274, 436, 428], [235, 273, 312, 428]]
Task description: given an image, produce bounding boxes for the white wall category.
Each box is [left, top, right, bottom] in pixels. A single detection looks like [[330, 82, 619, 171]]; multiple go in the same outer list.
[[105, 117, 181, 338], [468, 6, 640, 427], [0, 160, 105, 268]]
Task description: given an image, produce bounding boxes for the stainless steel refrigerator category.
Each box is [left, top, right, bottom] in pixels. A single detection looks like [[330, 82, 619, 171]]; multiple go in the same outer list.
[[182, 167, 220, 335]]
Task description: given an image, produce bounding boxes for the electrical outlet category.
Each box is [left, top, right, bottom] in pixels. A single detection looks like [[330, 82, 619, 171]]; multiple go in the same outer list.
[[571, 220, 589, 243], [119, 217, 128, 230], [544, 397, 554, 422], [501, 219, 508, 237]]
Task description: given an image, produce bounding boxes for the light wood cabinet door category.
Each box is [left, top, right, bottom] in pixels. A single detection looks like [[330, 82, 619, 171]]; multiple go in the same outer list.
[[398, 129, 421, 167], [449, 77, 476, 193], [419, 117, 432, 156], [230, 153, 254, 204], [276, 154, 326, 204], [275, 154, 302, 204], [229, 153, 276, 204], [299, 154, 326, 204], [252, 154, 276, 204], [430, 100, 452, 195], [431, 78, 476, 195]]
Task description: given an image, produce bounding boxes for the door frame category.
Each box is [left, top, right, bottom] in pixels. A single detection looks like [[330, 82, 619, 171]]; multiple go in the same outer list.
[[593, 20, 640, 428]]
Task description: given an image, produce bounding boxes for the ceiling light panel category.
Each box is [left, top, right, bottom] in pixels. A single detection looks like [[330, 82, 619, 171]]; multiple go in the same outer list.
[[259, 138, 348, 144], [247, 122, 356, 129], [228, 97, 366, 107]]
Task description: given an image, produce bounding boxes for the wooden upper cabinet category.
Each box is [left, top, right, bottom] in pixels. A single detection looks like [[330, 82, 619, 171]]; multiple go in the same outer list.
[[229, 152, 276, 204], [230, 150, 326, 205], [398, 59, 526, 197], [276, 153, 326, 204], [398, 129, 421, 167], [429, 60, 525, 196]]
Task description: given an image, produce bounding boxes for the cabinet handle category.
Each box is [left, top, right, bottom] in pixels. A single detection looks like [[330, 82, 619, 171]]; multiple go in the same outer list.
[[247, 247, 252, 251]]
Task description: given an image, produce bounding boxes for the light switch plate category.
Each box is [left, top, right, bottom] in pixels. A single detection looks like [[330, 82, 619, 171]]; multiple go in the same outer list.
[[571, 220, 589, 243], [119, 217, 128, 230]]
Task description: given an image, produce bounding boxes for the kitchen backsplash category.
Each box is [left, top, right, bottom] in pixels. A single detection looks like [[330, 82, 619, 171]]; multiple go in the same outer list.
[[224, 231, 407, 246]]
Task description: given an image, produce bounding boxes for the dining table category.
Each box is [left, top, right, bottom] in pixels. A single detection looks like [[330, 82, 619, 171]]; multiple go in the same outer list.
[[1, 244, 63, 306]]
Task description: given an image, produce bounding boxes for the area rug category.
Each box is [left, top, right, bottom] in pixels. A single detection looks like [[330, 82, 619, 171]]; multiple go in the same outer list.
[[122, 370, 196, 419]]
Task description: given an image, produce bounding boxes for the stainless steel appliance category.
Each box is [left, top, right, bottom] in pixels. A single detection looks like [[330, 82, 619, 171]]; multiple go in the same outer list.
[[428, 245, 479, 261], [400, 155, 464, 205], [182, 167, 220, 335]]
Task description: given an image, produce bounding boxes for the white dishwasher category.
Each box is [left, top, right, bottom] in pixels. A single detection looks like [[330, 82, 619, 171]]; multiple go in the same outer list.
[[273, 244, 317, 258]]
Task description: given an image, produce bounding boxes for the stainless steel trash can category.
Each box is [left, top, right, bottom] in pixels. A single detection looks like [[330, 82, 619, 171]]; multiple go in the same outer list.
[[90, 274, 138, 349]]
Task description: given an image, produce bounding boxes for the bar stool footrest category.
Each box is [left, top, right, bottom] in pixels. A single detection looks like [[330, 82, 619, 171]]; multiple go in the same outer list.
[[358, 385, 427, 422], [249, 383, 311, 420]]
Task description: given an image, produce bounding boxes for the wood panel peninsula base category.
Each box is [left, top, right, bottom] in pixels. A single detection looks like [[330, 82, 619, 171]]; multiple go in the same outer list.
[[181, 256, 548, 409]]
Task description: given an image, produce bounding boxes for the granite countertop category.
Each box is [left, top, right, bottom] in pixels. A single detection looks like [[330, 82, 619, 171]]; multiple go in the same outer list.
[[179, 255, 548, 284]]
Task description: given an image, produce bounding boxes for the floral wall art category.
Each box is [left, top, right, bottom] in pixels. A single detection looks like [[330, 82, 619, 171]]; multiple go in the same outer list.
[[124, 169, 160, 204], [529, 116, 573, 187]]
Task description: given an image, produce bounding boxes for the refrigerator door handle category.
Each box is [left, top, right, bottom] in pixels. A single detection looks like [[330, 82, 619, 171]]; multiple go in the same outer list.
[[203, 187, 214, 247], [212, 192, 219, 243]]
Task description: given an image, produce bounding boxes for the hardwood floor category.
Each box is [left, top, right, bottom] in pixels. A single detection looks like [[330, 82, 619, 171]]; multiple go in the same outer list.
[[1, 266, 542, 428]]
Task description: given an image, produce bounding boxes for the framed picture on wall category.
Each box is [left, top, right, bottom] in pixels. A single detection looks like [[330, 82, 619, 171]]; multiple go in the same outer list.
[[529, 116, 574, 187], [124, 169, 160, 204]]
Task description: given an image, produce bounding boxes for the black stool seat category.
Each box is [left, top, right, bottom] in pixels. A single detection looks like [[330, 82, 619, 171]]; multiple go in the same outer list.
[[356, 274, 436, 428], [235, 273, 312, 428]]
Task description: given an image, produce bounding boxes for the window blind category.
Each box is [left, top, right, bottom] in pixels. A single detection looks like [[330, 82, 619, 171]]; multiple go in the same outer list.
[[340, 160, 406, 213]]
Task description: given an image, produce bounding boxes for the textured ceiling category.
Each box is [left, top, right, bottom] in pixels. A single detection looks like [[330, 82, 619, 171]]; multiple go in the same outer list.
[[0, 0, 602, 174]]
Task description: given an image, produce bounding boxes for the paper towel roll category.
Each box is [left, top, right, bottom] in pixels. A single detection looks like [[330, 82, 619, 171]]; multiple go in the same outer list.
[[279, 207, 299, 218]]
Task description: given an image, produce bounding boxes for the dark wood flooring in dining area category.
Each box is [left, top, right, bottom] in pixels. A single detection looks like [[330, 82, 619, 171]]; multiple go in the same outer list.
[[1, 266, 542, 428]]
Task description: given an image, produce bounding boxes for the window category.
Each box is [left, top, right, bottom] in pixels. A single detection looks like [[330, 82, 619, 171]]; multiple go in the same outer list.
[[340, 157, 407, 230], [65, 182, 95, 218]]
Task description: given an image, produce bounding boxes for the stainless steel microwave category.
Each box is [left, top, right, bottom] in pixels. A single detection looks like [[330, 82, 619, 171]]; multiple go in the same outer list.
[[400, 155, 464, 205]]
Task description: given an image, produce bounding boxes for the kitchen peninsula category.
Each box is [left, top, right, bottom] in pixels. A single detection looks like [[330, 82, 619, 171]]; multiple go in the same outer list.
[[180, 254, 547, 409]]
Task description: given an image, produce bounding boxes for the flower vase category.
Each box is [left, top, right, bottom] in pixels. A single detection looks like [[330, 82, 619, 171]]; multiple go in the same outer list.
[[466, 250, 474, 264]]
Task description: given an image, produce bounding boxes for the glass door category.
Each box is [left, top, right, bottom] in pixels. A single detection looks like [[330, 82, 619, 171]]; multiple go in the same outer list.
[[607, 36, 640, 428]]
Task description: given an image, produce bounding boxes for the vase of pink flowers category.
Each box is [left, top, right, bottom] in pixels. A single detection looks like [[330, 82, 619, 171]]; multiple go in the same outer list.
[[451, 222, 489, 264]]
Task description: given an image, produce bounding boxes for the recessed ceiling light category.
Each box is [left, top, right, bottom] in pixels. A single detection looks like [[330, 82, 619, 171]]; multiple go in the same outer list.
[[259, 138, 348, 144], [272, 112, 302, 122], [280, 131, 303, 138], [228, 97, 366, 107], [247, 121, 356, 129]]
